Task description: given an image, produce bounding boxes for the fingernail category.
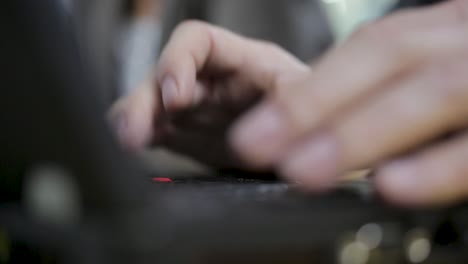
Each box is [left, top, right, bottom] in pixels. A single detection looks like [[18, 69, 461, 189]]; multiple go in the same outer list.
[[230, 103, 287, 166], [374, 161, 424, 205], [280, 133, 338, 190], [378, 160, 419, 192], [161, 76, 178, 110]]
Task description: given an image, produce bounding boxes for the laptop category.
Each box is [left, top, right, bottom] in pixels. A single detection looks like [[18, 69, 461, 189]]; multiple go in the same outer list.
[[0, 0, 466, 263]]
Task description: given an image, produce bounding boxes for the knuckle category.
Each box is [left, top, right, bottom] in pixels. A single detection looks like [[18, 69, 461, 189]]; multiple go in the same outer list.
[[177, 19, 206, 30], [265, 42, 283, 54], [251, 40, 295, 89], [174, 19, 208, 34], [352, 16, 413, 60], [160, 20, 210, 63]]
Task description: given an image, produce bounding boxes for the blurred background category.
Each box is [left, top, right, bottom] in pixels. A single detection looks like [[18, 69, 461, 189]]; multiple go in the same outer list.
[[62, 0, 400, 101]]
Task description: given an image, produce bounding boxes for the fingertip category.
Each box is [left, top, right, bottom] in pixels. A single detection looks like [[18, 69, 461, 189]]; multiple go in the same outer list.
[[278, 163, 336, 193], [374, 162, 429, 206], [108, 99, 138, 150], [228, 102, 287, 169], [158, 71, 197, 111], [108, 90, 156, 152], [160, 76, 179, 111], [278, 165, 336, 193]]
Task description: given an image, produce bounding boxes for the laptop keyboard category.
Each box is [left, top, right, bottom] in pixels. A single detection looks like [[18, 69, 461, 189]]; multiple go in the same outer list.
[[152, 176, 374, 206]]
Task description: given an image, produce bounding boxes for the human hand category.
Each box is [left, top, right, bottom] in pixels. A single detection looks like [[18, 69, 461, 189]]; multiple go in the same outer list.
[[109, 21, 309, 168], [231, 0, 468, 206]]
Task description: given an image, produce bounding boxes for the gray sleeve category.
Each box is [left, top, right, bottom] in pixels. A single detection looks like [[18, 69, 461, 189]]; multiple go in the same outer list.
[[159, 0, 333, 62]]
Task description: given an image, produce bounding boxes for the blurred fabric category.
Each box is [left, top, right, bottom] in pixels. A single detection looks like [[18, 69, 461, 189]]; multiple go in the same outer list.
[[161, 0, 334, 62]]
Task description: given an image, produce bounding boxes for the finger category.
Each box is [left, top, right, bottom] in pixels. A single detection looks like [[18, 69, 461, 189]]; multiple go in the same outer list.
[[375, 131, 468, 206], [279, 57, 468, 189], [108, 21, 307, 151], [157, 20, 308, 111], [230, 1, 468, 168], [108, 76, 160, 151]]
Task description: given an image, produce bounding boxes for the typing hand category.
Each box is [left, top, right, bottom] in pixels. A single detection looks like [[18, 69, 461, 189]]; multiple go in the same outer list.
[[231, 0, 468, 206], [109, 21, 309, 169]]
